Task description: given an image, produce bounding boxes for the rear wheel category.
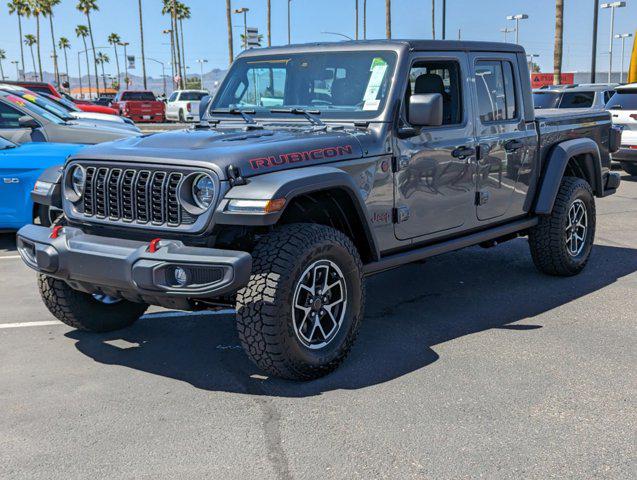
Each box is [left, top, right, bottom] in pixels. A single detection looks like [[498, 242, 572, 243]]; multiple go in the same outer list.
[[179, 109, 185, 123], [236, 223, 365, 381], [620, 162, 637, 176], [38, 275, 147, 332], [528, 176, 596, 276]]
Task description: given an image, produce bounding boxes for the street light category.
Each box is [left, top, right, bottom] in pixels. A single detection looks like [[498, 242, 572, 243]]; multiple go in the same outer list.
[[197, 59, 208, 90], [118, 41, 130, 89], [234, 7, 249, 50], [287, 0, 292, 44], [526, 54, 540, 73], [321, 31, 354, 41], [10, 60, 19, 81], [147, 58, 167, 96], [602, 2, 626, 82], [614, 32, 633, 83], [506, 14, 528, 44], [500, 27, 515, 43]]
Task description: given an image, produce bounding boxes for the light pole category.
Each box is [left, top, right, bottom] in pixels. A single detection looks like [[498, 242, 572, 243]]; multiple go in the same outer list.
[[601, 2, 626, 83], [234, 7, 249, 50], [11, 60, 19, 81], [614, 33, 633, 83], [526, 54, 540, 73], [500, 27, 515, 43], [197, 59, 208, 90], [591, 0, 600, 82], [147, 58, 166, 96], [506, 14, 529, 45], [288, 0, 292, 44], [119, 42, 130, 88]]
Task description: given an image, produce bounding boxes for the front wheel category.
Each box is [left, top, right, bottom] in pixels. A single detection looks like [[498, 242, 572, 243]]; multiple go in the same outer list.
[[528, 176, 596, 276], [620, 162, 637, 176], [38, 275, 148, 332], [236, 224, 365, 381]]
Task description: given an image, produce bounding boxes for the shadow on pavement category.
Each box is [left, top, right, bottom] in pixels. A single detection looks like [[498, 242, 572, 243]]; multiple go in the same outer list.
[[66, 239, 637, 397], [0, 233, 17, 253]]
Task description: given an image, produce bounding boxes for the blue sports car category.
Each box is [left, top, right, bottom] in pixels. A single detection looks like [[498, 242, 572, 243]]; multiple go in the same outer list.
[[0, 137, 83, 230]]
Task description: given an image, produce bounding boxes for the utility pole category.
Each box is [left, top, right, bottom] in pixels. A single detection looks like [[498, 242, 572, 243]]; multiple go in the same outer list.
[[615, 33, 633, 82], [442, 0, 446, 40], [601, 2, 626, 83], [506, 13, 529, 45], [288, 0, 292, 44], [119, 42, 129, 89], [591, 0, 600, 82]]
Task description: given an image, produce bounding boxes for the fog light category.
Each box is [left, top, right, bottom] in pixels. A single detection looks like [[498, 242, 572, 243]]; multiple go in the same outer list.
[[173, 267, 188, 287]]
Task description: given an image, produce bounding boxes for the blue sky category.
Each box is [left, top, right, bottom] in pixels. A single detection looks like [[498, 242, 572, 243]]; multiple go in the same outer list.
[[1, 0, 636, 78]]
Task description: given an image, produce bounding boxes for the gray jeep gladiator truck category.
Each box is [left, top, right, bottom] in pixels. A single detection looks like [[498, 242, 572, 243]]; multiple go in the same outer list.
[[17, 40, 622, 380]]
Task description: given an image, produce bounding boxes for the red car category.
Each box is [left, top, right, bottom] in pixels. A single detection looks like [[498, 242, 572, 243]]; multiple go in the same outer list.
[[111, 90, 165, 123], [2, 81, 118, 115]]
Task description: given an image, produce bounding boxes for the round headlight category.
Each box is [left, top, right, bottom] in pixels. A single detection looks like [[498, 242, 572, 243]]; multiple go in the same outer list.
[[192, 174, 215, 209], [71, 166, 85, 197]]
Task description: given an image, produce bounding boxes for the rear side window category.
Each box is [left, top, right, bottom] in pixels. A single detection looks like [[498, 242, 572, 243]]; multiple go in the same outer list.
[[533, 91, 561, 109], [604, 91, 615, 104], [179, 92, 207, 101], [475, 60, 518, 122], [559, 92, 594, 108], [168, 92, 178, 102], [0, 100, 23, 128], [606, 91, 637, 110], [121, 91, 156, 101]]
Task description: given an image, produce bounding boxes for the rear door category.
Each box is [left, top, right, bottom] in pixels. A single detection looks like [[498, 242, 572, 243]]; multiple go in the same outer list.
[[470, 53, 536, 221]]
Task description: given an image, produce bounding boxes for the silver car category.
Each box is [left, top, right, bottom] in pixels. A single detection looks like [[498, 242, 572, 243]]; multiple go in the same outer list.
[[0, 91, 141, 145]]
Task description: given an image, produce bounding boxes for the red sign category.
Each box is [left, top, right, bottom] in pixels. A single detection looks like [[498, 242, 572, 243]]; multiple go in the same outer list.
[[531, 73, 575, 89]]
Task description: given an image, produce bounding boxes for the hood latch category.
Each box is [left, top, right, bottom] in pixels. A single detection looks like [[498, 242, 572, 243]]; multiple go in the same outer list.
[[227, 165, 247, 187]]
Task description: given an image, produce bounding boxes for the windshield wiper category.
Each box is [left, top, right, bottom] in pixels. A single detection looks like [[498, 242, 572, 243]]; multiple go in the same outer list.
[[269, 108, 324, 126], [209, 108, 262, 128]]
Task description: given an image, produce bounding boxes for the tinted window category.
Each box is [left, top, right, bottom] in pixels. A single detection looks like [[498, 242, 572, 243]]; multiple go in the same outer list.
[[475, 60, 517, 122], [179, 91, 207, 101], [121, 91, 156, 101], [605, 91, 637, 110], [0, 100, 24, 128], [24, 85, 51, 95], [533, 92, 561, 109], [407, 60, 462, 125], [559, 92, 594, 108], [168, 92, 178, 102], [0, 136, 17, 149], [604, 91, 615, 104]]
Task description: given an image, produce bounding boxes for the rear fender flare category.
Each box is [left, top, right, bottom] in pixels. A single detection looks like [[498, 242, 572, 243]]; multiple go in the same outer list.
[[534, 138, 603, 215]]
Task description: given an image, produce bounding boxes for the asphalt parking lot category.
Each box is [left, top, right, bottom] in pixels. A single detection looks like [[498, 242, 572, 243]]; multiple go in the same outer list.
[[1, 174, 635, 480]]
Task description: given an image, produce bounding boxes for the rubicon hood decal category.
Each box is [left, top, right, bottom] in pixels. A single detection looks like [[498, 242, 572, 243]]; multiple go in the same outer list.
[[249, 145, 354, 170]]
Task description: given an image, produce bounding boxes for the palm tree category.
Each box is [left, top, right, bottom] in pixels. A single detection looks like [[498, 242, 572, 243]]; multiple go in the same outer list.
[[58, 36, 70, 86], [385, 0, 391, 39], [96, 51, 109, 91], [24, 33, 37, 80], [8, 0, 31, 80], [27, 0, 44, 81], [39, 0, 61, 86], [363, 0, 366, 39], [107, 33, 121, 87], [75, 25, 91, 95], [76, 0, 100, 96], [161, 0, 180, 87], [431, 0, 435, 39], [176, 2, 190, 89], [355, 0, 359, 40], [226, 0, 233, 64], [0, 49, 6, 80], [267, 0, 271, 46], [553, 0, 564, 85], [138, 0, 147, 88]]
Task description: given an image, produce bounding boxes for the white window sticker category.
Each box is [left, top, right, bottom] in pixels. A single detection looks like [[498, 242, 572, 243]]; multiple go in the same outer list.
[[363, 57, 388, 104], [363, 99, 380, 111]]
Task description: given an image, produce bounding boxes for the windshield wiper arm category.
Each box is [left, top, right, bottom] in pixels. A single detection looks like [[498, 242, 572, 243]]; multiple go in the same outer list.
[[270, 108, 324, 126], [210, 108, 260, 126]]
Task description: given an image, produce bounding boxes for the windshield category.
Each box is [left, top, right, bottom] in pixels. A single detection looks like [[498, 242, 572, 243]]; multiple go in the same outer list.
[[559, 91, 595, 108], [121, 91, 156, 101], [179, 91, 207, 101], [43, 93, 80, 112], [606, 90, 637, 110], [211, 50, 397, 119], [0, 136, 17, 150], [533, 91, 560, 109], [2, 94, 66, 124], [9, 90, 74, 120]]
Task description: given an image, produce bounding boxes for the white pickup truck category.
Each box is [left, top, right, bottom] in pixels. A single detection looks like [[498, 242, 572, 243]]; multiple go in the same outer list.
[[165, 90, 209, 123]]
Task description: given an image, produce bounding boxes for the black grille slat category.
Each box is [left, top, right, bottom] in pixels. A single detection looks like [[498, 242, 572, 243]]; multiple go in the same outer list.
[[76, 165, 196, 228]]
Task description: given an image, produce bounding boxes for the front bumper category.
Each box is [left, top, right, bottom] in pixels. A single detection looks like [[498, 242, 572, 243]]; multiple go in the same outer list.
[[611, 147, 637, 163], [16, 225, 252, 309]]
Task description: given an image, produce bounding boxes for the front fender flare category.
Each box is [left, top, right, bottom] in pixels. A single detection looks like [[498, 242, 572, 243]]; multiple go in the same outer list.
[[30, 165, 64, 208]]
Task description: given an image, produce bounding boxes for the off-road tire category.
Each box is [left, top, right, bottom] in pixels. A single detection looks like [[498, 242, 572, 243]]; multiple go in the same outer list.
[[236, 223, 365, 381], [36, 204, 62, 227], [529, 176, 596, 276], [38, 275, 148, 332], [620, 162, 637, 176]]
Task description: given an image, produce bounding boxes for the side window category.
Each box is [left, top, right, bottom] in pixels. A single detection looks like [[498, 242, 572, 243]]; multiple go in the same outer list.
[[604, 90, 615, 104], [168, 92, 178, 102], [0, 101, 24, 128], [406, 60, 463, 125], [475, 60, 518, 122], [559, 92, 594, 108]]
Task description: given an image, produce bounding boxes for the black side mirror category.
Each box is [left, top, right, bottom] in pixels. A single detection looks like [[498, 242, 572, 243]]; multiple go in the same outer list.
[[199, 95, 211, 119], [18, 115, 40, 129], [408, 93, 443, 127]]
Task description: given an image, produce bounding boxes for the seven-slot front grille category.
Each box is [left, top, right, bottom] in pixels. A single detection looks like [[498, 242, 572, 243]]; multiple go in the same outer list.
[[79, 166, 193, 227]]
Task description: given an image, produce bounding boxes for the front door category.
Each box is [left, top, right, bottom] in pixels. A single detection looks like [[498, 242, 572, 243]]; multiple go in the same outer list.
[[0, 100, 34, 144], [394, 52, 477, 241], [470, 54, 534, 221]]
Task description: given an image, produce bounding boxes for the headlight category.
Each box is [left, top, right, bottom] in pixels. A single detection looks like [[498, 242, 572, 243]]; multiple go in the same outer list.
[[192, 173, 215, 209], [71, 166, 85, 196]]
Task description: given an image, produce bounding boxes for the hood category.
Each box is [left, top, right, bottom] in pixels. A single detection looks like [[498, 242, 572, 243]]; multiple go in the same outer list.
[[0, 142, 84, 169], [66, 117, 140, 133], [73, 126, 366, 180], [70, 111, 127, 124]]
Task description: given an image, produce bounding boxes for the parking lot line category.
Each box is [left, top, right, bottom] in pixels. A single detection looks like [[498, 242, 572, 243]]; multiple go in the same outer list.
[[0, 320, 62, 329], [0, 255, 21, 260]]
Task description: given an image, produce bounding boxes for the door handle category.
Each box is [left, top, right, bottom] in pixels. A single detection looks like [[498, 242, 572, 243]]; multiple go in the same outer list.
[[451, 146, 476, 159], [504, 139, 524, 151]]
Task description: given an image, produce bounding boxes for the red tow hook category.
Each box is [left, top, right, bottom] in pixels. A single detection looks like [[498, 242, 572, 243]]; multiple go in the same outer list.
[[148, 238, 162, 253], [49, 225, 64, 239]]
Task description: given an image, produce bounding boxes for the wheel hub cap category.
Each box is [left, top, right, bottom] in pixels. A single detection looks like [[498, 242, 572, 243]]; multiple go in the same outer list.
[[292, 259, 348, 350], [565, 199, 588, 257]]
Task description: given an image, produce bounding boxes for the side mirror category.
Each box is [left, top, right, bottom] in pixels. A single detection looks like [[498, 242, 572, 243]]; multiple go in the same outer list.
[[408, 93, 443, 127], [199, 95, 211, 119], [18, 115, 40, 129]]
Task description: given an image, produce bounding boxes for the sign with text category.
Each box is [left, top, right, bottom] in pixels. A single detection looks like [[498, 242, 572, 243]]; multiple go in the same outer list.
[[531, 73, 574, 89]]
